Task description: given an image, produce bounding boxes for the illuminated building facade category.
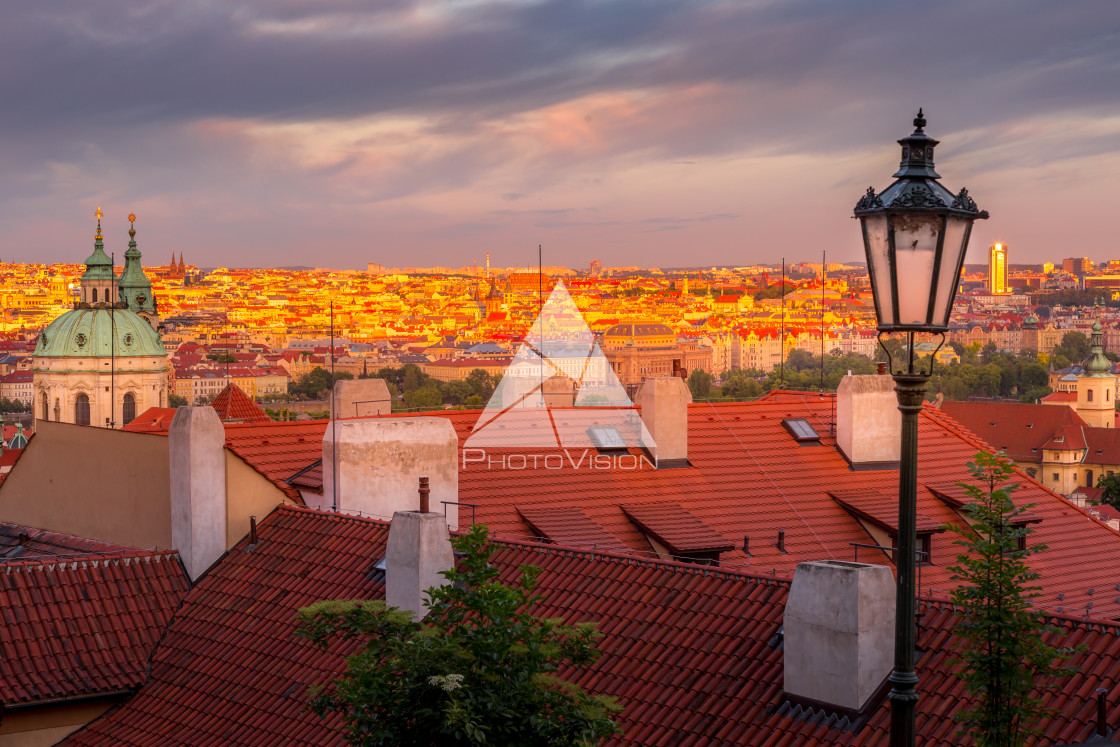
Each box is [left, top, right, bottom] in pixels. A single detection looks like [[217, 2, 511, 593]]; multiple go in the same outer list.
[[988, 242, 1009, 295]]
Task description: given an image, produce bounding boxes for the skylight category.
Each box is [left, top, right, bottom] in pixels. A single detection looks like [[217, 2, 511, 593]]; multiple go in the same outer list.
[[587, 425, 627, 450], [782, 418, 820, 444]]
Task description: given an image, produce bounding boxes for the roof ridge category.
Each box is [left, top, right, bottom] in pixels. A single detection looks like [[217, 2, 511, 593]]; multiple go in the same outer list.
[[2, 548, 180, 572]]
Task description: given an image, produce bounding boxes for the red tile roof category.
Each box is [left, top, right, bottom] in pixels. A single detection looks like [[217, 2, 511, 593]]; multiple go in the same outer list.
[[62, 506, 1120, 746], [0, 522, 142, 560], [0, 551, 189, 707], [828, 490, 945, 534], [211, 383, 273, 424], [939, 401, 1087, 463], [122, 407, 179, 433], [621, 502, 736, 554], [1041, 391, 1077, 403], [156, 393, 1120, 619], [517, 505, 622, 548]]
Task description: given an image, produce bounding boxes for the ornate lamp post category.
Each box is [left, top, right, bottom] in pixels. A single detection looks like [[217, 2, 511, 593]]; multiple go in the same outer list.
[[853, 110, 988, 746]]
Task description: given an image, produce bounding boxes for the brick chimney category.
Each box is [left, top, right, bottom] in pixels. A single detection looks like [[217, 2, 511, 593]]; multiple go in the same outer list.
[[784, 560, 895, 713], [321, 417, 459, 528], [169, 406, 228, 580], [835, 374, 900, 469], [385, 507, 455, 620], [637, 376, 692, 467]]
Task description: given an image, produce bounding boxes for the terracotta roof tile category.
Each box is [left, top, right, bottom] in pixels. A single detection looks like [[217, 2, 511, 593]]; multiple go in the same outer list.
[[621, 502, 735, 554], [0, 551, 189, 706], [829, 490, 944, 534], [517, 505, 622, 548], [211, 383, 273, 424], [60, 506, 1120, 746]]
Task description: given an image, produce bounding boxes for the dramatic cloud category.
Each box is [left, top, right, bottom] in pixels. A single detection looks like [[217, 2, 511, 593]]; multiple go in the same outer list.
[[1, 0, 1118, 268]]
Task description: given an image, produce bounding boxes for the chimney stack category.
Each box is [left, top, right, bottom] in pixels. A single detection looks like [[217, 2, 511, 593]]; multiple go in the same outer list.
[[169, 406, 228, 580], [386, 502, 455, 620], [784, 560, 895, 713], [836, 374, 901, 469], [321, 417, 459, 528], [637, 376, 692, 467], [330, 378, 391, 419]]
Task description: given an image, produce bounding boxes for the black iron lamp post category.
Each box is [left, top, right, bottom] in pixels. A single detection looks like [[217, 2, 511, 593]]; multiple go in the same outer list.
[[853, 110, 988, 747]]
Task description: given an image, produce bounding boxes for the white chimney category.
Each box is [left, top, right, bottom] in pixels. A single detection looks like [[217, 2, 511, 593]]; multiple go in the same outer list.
[[169, 406, 228, 580], [784, 560, 895, 712], [836, 374, 901, 468], [386, 509, 455, 620], [321, 417, 459, 529], [330, 378, 391, 419], [637, 376, 691, 467]]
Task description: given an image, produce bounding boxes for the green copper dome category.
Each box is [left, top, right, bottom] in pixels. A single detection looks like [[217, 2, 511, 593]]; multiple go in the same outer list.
[[35, 307, 166, 358], [1081, 320, 1113, 376], [118, 223, 157, 316], [82, 238, 117, 282]]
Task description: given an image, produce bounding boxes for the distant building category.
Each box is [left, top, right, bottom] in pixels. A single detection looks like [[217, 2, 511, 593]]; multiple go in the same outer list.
[[988, 242, 1009, 294], [33, 213, 168, 428], [601, 323, 712, 386], [590, 259, 602, 277], [1064, 257, 1093, 275]]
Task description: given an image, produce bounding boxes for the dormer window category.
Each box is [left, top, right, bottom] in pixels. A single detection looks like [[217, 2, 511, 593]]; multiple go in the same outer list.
[[587, 425, 627, 454]]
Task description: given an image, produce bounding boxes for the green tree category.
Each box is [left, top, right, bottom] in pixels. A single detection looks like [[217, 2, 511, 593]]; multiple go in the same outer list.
[[206, 352, 237, 364], [0, 397, 31, 413], [1096, 472, 1120, 510], [295, 525, 621, 746], [168, 393, 189, 408], [289, 367, 354, 399], [946, 451, 1076, 746], [403, 385, 443, 410], [687, 368, 714, 399], [1052, 332, 1090, 365], [465, 368, 496, 401]]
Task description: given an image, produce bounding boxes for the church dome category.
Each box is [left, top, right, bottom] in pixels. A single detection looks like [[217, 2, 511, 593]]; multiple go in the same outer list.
[[35, 307, 166, 359]]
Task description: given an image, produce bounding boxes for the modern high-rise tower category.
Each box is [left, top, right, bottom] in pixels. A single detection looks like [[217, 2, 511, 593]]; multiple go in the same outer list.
[[988, 242, 1009, 295]]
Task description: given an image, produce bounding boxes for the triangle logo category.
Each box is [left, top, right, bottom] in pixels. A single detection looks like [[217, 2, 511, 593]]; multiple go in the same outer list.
[[464, 281, 654, 451]]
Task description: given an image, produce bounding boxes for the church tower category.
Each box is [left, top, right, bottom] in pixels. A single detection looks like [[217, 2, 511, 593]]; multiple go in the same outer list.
[[1076, 319, 1116, 428], [79, 208, 118, 306], [117, 214, 159, 328]]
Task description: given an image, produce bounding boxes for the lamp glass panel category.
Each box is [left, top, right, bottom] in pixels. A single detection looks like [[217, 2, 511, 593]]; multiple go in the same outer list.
[[932, 216, 970, 327], [862, 214, 893, 326], [890, 213, 940, 326]]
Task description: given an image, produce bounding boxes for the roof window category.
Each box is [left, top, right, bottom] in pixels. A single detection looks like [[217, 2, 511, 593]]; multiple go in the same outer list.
[[782, 418, 820, 444], [587, 425, 627, 452]]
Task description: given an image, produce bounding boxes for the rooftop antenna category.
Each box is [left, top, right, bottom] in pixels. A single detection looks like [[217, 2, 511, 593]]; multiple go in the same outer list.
[[821, 249, 826, 392], [331, 299, 338, 511], [779, 257, 785, 388], [110, 246, 116, 429], [539, 244, 544, 399]]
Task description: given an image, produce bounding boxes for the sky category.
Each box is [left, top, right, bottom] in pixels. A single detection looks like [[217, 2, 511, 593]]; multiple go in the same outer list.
[[2, 0, 1118, 271]]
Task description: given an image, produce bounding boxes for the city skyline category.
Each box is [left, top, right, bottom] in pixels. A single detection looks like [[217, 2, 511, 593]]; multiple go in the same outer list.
[[3, 0, 1118, 270]]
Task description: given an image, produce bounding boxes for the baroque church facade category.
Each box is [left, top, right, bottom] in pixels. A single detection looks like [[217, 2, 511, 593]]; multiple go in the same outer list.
[[33, 212, 168, 428]]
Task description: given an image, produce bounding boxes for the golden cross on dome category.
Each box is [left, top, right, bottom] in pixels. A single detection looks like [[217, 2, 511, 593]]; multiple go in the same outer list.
[[95, 206, 103, 239]]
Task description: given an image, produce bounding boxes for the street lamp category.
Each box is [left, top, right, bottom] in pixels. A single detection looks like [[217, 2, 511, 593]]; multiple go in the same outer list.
[[854, 109, 988, 747]]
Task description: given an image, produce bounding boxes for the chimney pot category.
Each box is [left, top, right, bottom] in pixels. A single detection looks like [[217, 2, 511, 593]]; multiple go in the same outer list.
[[743, 535, 751, 556], [249, 515, 258, 546], [777, 530, 786, 553], [1098, 689, 1109, 737], [876, 362, 887, 375], [418, 476, 430, 513]]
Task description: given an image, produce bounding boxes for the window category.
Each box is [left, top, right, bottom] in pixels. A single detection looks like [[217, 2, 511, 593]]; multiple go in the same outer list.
[[1088, 389, 1094, 402], [1109, 390, 1112, 402], [92, 288, 98, 303], [917, 534, 933, 566], [1052, 472, 1059, 482], [781, 418, 821, 444], [1087, 470, 1094, 487], [75, 394, 90, 426], [122, 393, 136, 425]]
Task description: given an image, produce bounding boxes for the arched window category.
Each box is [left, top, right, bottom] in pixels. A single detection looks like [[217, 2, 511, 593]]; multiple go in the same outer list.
[[105, 288, 112, 303], [122, 392, 136, 425], [1108, 390, 1112, 402], [41, 392, 49, 421], [92, 288, 98, 303], [75, 394, 90, 426], [1088, 389, 1094, 402]]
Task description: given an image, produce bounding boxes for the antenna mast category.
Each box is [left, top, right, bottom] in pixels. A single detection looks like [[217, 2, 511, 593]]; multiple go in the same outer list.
[[779, 257, 785, 388]]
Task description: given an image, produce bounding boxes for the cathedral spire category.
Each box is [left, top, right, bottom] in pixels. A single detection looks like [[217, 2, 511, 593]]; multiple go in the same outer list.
[[118, 213, 158, 326]]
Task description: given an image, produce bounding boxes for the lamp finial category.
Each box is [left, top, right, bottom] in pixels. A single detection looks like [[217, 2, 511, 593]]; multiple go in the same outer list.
[[95, 206, 103, 239], [128, 213, 136, 239], [914, 108, 926, 132]]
